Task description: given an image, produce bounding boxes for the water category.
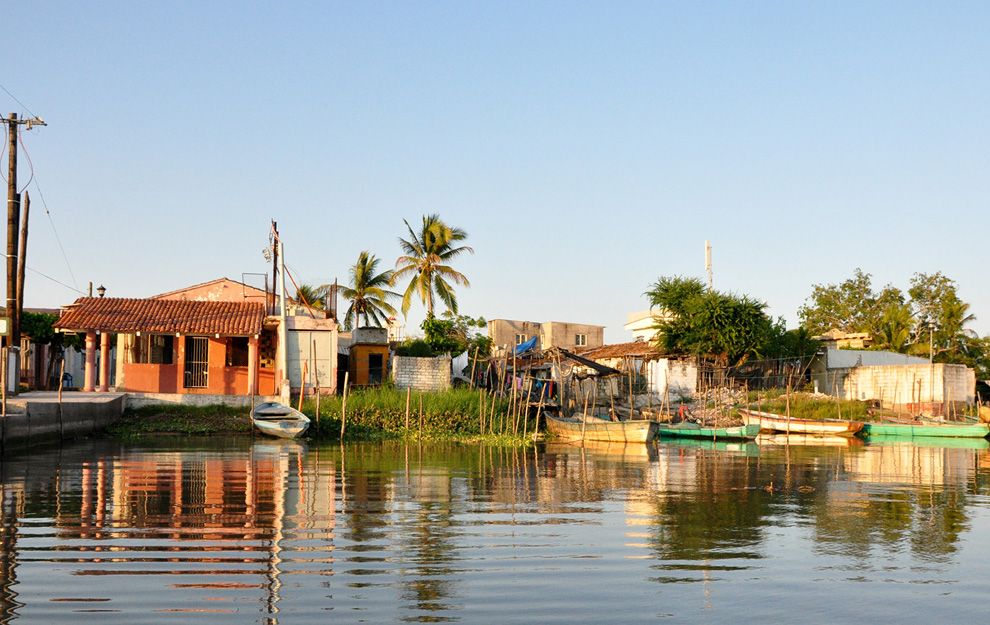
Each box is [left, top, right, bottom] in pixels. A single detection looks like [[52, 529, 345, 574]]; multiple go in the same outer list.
[[3, 436, 990, 624]]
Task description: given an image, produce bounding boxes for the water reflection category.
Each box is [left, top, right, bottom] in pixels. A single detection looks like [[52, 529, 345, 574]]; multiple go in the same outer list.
[[2, 436, 990, 624]]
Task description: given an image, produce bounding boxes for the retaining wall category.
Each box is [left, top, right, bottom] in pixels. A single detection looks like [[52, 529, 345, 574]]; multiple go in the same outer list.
[[1, 394, 125, 453]]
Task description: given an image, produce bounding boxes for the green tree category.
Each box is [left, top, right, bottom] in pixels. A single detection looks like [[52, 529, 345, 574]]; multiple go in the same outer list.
[[20, 311, 84, 390], [646, 276, 775, 367], [872, 302, 915, 352], [335, 251, 399, 330], [394, 214, 473, 318], [294, 284, 325, 310], [798, 268, 905, 336], [908, 272, 976, 358]]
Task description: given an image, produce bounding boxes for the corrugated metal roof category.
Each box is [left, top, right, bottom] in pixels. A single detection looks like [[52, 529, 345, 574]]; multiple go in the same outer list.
[[825, 347, 928, 369], [54, 297, 265, 336]]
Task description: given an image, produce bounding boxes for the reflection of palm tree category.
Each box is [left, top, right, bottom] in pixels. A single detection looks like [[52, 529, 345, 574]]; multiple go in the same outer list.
[[394, 214, 473, 318]]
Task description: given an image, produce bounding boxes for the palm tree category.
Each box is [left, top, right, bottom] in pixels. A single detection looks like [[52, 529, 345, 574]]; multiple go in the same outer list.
[[294, 284, 325, 310], [394, 214, 473, 318], [335, 251, 400, 330]]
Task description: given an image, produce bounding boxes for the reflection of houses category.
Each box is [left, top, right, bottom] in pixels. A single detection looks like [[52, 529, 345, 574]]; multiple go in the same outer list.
[[811, 347, 975, 414], [488, 318, 605, 353], [843, 444, 975, 487]]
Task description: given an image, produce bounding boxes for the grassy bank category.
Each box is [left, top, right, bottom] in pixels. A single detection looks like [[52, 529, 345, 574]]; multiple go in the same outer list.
[[107, 387, 532, 444], [745, 390, 876, 421], [108, 404, 252, 438], [302, 386, 526, 442]]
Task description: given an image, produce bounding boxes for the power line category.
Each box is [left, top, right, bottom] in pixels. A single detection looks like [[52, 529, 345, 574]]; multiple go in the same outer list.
[[32, 176, 79, 290], [0, 83, 39, 120]]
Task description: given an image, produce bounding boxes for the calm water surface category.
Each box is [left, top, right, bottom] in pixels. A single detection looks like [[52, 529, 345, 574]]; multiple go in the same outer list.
[[3, 436, 990, 624]]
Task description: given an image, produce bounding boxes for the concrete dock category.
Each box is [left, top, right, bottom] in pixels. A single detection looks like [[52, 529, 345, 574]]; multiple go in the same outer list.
[[1, 391, 125, 453]]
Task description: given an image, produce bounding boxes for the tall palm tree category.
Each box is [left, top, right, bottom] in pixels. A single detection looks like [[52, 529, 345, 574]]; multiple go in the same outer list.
[[334, 251, 399, 330], [394, 214, 473, 318]]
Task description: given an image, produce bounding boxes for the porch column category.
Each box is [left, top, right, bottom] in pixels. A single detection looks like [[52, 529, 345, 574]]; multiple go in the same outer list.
[[247, 336, 259, 395], [83, 331, 97, 392], [98, 332, 111, 392]]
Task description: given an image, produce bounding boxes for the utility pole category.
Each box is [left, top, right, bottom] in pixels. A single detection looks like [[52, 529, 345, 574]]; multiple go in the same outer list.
[[4, 111, 46, 392], [705, 240, 713, 290]]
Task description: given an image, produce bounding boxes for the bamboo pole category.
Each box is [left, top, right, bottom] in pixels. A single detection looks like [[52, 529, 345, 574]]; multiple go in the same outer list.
[[479, 388, 485, 434], [580, 391, 589, 442], [488, 392, 497, 435], [419, 393, 424, 436], [469, 347, 479, 389], [313, 339, 320, 429], [522, 378, 533, 437], [298, 360, 309, 412], [339, 371, 349, 442], [405, 386, 411, 431], [57, 357, 65, 437], [533, 384, 547, 439]]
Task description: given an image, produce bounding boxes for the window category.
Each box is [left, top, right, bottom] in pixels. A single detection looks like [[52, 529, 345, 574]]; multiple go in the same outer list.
[[226, 337, 249, 367], [575, 334, 588, 347], [368, 353, 384, 385], [515, 334, 528, 345], [132, 334, 174, 364]]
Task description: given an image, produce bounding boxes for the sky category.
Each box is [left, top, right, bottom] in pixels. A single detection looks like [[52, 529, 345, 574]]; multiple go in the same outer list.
[[4, 1, 989, 341]]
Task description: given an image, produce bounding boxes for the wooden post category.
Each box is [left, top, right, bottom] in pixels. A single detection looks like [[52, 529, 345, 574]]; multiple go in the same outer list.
[[478, 388, 485, 434], [488, 392, 497, 435], [469, 347, 479, 389], [298, 360, 308, 412], [313, 339, 320, 428], [54, 356, 65, 436], [6, 115, 20, 351], [522, 378, 533, 437], [418, 393, 424, 436], [339, 371, 349, 441], [533, 384, 546, 440], [15, 192, 28, 345], [405, 386, 411, 431], [580, 391, 589, 442], [1, 346, 6, 417]]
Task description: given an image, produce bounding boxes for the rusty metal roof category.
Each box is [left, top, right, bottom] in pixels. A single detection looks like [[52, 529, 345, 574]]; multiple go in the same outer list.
[[54, 297, 265, 336], [577, 340, 662, 360]]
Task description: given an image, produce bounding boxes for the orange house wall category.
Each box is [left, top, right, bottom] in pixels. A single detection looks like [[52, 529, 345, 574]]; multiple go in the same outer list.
[[122, 335, 275, 396], [349, 344, 390, 386]]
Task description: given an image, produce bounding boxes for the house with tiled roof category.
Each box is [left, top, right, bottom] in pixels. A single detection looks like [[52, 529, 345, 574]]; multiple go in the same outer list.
[[54, 277, 338, 399]]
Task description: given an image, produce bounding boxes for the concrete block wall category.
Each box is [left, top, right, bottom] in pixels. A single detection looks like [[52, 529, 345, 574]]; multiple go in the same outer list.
[[392, 355, 451, 391], [844, 363, 975, 409]]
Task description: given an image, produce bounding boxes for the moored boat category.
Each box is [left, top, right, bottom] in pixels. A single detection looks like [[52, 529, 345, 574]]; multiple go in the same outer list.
[[739, 409, 863, 436], [544, 413, 658, 444], [860, 421, 990, 439], [252, 401, 311, 439], [655, 422, 760, 440]]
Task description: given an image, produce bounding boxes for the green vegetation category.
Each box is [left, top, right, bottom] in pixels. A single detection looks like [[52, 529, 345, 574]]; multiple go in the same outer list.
[[394, 213, 473, 317], [334, 250, 400, 330], [745, 390, 875, 422], [646, 276, 815, 367], [20, 311, 85, 390], [798, 269, 990, 377], [108, 404, 252, 438], [304, 386, 526, 442]]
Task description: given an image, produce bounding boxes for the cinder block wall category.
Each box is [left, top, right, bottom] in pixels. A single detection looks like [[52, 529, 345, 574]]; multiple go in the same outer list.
[[392, 356, 451, 391]]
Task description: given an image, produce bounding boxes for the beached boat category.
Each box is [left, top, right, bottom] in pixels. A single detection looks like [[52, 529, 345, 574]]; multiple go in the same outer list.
[[545, 413, 658, 443], [252, 402, 311, 439], [739, 409, 863, 436], [655, 422, 760, 440], [860, 421, 990, 439]]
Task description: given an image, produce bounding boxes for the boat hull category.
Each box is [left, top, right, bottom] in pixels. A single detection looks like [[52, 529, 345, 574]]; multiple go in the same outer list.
[[656, 423, 760, 440], [740, 409, 863, 436], [252, 402, 311, 439], [860, 422, 990, 438], [545, 414, 658, 443]]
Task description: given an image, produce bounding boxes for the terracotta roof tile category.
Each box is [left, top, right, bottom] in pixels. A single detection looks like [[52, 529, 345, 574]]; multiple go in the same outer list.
[[54, 297, 265, 336]]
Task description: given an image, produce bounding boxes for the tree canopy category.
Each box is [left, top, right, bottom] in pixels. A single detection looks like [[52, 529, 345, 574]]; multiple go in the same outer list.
[[394, 214, 473, 318]]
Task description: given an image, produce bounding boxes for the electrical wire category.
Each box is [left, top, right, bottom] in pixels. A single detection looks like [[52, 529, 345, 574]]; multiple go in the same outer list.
[[0, 83, 40, 120], [17, 132, 34, 193], [32, 176, 80, 290]]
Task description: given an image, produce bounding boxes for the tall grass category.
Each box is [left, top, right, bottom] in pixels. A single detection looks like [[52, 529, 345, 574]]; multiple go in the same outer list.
[[746, 391, 872, 421], [303, 386, 518, 440]]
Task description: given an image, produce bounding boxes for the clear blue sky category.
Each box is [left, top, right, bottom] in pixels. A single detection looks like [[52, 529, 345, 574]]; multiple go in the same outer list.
[[5, 1, 989, 340]]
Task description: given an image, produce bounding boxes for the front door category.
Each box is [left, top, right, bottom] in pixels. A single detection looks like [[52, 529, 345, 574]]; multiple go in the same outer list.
[[184, 337, 209, 388]]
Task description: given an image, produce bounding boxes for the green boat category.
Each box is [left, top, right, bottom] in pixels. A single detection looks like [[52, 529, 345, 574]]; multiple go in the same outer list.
[[655, 422, 760, 440], [860, 422, 990, 439], [864, 435, 990, 450]]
